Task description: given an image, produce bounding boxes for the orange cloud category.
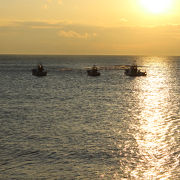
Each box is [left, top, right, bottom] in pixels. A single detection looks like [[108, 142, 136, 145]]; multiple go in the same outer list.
[[58, 30, 97, 39], [43, 0, 62, 9]]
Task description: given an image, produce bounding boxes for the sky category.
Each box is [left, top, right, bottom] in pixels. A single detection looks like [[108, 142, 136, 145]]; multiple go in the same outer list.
[[0, 0, 180, 55]]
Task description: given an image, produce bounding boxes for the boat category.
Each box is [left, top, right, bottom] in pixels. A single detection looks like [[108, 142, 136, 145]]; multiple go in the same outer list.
[[87, 65, 100, 76], [125, 65, 146, 76], [32, 64, 47, 76]]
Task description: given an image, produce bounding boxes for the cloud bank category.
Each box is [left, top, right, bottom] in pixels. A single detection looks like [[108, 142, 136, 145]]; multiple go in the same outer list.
[[0, 20, 180, 55]]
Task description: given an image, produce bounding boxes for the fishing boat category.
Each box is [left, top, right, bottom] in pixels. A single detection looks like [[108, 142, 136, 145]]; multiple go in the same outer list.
[[32, 64, 47, 76], [87, 65, 100, 76], [125, 65, 146, 76]]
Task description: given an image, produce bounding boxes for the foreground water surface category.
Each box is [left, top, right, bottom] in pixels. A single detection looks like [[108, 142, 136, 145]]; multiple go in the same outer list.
[[0, 55, 179, 179]]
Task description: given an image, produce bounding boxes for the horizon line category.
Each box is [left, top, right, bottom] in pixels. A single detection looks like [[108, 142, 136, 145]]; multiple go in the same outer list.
[[0, 53, 179, 57]]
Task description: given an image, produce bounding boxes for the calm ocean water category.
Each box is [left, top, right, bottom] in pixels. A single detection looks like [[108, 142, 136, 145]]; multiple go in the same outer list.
[[0, 55, 179, 179]]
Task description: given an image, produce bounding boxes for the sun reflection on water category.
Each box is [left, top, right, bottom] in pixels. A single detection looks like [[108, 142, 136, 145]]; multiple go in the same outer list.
[[130, 58, 178, 179]]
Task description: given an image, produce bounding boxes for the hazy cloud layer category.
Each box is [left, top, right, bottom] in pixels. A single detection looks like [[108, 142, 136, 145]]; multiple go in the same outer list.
[[0, 20, 180, 55]]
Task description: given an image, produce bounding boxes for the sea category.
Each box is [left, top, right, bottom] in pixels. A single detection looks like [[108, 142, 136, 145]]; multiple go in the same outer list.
[[0, 55, 179, 180]]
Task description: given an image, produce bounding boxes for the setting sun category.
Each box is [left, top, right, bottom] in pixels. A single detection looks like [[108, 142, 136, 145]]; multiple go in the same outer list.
[[140, 0, 172, 14]]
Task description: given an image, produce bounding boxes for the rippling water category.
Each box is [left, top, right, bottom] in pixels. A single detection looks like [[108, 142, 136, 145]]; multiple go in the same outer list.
[[0, 55, 179, 179]]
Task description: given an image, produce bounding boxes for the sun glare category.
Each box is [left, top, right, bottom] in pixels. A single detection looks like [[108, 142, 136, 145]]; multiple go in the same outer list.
[[140, 0, 172, 14]]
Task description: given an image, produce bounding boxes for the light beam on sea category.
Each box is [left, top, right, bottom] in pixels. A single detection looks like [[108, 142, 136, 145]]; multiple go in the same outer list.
[[130, 57, 179, 179]]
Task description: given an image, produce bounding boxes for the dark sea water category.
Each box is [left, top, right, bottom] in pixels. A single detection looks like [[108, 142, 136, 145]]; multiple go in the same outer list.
[[0, 55, 179, 179]]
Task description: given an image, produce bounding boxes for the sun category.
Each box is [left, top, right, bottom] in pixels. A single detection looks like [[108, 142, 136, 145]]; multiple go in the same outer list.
[[140, 0, 172, 14]]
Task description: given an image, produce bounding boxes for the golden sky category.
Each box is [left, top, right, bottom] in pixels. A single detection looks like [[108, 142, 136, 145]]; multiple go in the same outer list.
[[0, 0, 180, 55]]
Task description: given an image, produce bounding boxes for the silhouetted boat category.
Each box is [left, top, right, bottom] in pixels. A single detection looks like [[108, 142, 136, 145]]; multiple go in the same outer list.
[[32, 64, 47, 76], [87, 65, 100, 76], [125, 65, 146, 76]]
